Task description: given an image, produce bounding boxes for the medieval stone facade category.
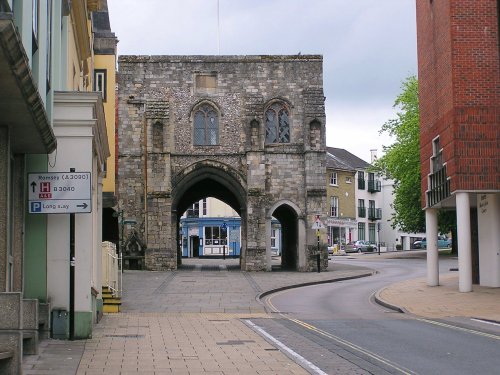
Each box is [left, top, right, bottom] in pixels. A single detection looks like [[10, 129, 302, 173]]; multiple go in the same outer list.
[[117, 55, 327, 271]]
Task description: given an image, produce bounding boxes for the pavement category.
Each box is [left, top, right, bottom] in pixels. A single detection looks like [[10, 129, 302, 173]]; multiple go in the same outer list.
[[22, 252, 500, 375]]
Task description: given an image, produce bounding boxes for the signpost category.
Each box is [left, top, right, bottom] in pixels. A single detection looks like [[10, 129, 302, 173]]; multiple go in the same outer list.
[[28, 170, 91, 341], [28, 172, 91, 214], [311, 215, 325, 273]]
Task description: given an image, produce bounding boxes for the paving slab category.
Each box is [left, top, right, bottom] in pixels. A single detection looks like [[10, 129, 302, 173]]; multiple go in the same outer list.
[[24, 255, 500, 374]]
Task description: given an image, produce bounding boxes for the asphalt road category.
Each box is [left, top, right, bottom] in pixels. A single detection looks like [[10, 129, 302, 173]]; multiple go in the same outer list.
[[256, 256, 500, 375]]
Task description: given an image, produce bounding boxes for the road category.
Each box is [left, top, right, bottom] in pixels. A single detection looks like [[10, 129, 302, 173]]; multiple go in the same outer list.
[[251, 255, 500, 375]]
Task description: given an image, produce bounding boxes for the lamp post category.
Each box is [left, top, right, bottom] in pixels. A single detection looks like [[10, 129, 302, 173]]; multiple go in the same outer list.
[[377, 222, 381, 255], [221, 222, 227, 260]]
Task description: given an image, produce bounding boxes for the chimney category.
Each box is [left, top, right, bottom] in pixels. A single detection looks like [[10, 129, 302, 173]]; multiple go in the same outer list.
[[370, 149, 378, 163]]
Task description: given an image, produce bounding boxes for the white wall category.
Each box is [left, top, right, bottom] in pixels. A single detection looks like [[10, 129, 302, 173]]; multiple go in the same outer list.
[[47, 92, 108, 315], [478, 193, 500, 287]]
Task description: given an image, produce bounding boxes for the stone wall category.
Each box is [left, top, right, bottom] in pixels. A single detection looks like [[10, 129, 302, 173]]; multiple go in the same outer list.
[[118, 55, 327, 271]]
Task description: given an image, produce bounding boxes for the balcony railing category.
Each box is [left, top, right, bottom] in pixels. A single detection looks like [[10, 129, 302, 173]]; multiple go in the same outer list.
[[368, 208, 382, 220], [368, 179, 381, 193], [358, 207, 366, 218], [427, 166, 450, 207]]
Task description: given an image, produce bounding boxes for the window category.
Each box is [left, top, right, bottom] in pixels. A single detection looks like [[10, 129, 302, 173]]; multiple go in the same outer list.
[[187, 202, 199, 217], [369, 223, 376, 243], [94, 70, 107, 101], [330, 172, 338, 186], [271, 229, 277, 248], [428, 136, 450, 206], [358, 171, 365, 190], [358, 223, 366, 241], [431, 137, 443, 173], [369, 200, 375, 209], [330, 196, 339, 217], [194, 104, 219, 145], [202, 198, 207, 216], [358, 199, 365, 217], [265, 102, 290, 144], [345, 176, 352, 184], [205, 226, 226, 245]]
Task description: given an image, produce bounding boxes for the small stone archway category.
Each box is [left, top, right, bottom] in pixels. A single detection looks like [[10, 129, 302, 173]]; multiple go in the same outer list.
[[266, 200, 306, 271], [171, 160, 248, 267]]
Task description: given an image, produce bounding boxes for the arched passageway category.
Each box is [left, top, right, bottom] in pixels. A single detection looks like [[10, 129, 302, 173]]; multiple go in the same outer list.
[[268, 202, 304, 271], [171, 164, 247, 268]]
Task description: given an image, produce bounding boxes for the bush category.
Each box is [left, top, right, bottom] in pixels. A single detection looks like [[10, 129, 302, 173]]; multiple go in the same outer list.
[[396, 244, 403, 251]]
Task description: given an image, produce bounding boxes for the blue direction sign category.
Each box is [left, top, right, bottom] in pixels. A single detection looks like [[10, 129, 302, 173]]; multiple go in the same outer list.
[[28, 172, 91, 214]]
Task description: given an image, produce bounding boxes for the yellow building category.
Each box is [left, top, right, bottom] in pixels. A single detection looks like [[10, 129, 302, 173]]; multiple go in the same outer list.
[[91, 1, 118, 241], [325, 150, 357, 248]]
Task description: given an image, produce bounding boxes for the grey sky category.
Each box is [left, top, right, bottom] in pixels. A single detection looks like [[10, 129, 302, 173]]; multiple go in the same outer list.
[[107, 0, 417, 162]]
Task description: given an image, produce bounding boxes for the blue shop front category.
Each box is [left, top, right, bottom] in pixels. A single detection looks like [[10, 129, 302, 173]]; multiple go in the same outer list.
[[180, 217, 241, 258]]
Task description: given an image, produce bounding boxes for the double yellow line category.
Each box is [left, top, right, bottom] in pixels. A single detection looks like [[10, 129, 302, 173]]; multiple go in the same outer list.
[[416, 318, 500, 340], [265, 293, 416, 375]]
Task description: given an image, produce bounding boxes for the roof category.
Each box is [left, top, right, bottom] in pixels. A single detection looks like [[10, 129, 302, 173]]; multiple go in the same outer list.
[[326, 152, 355, 172], [326, 147, 371, 170]]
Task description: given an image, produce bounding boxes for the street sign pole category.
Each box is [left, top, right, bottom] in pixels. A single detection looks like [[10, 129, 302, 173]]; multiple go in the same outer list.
[[311, 215, 325, 273], [69, 168, 75, 340], [316, 229, 321, 273]]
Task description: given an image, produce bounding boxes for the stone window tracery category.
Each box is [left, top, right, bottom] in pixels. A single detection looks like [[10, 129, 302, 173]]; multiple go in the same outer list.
[[265, 102, 290, 144], [193, 104, 219, 146]]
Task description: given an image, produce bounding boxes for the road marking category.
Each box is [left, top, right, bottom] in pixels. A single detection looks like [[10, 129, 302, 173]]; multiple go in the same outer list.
[[244, 320, 328, 375], [471, 318, 500, 327], [265, 291, 416, 375], [417, 318, 500, 340]]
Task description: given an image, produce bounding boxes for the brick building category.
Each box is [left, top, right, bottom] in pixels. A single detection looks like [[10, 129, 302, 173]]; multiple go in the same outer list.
[[416, 0, 500, 290], [117, 55, 327, 272]]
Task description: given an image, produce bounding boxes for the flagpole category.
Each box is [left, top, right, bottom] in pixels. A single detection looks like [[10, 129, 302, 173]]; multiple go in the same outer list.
[[217, 0, 220, 54]]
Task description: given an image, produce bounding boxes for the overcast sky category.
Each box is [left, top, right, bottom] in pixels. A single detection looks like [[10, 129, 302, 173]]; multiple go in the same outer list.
[[107, 0, 417, 163]]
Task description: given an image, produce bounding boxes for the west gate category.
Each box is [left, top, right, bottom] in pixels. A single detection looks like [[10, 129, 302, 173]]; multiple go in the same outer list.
[[117, 55, 327, 271]]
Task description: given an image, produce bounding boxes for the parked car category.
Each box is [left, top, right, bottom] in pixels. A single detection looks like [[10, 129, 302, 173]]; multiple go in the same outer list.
[[345, 240, 373, 253], [413, 239, 423, 249], [420, 237, 452, 249]]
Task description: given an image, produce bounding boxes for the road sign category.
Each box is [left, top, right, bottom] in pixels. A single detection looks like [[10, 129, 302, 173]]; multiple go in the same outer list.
[[28, 172, 91, 214], [311, 216, 325, 230]]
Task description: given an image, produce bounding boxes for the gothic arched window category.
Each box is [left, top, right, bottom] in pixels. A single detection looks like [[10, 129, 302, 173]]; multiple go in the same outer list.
[[265, 102, 290, 144], [194, 104, 219, 145]]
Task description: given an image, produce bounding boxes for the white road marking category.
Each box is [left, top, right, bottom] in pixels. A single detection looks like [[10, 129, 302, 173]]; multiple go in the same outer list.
[[244, 320, 329, 375], [471, 318, 500, 327]]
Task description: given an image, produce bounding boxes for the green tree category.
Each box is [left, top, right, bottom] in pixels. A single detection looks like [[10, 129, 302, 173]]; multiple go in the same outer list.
[[373, 75, 425, 233]]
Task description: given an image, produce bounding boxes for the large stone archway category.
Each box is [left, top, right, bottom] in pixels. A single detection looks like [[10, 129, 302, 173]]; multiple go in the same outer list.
[[170, 160, 248, 268], [117, 55, 328, 271]]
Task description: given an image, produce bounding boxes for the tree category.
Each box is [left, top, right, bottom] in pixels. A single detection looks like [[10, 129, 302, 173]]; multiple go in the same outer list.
[[373, 75, 425, 233]]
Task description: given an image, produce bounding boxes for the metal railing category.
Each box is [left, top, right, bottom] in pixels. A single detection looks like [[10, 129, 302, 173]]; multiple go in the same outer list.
[[368, 208, 382, 220], [368, 179, 382, 193], [101, 241, 122, 298]]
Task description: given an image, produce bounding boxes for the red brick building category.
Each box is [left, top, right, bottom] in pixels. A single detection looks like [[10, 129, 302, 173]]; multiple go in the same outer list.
[[416, 0, 500, 291]]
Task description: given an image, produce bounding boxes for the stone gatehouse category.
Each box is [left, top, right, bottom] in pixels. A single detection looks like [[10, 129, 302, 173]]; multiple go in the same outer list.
[[117, 55, 327, 271]]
